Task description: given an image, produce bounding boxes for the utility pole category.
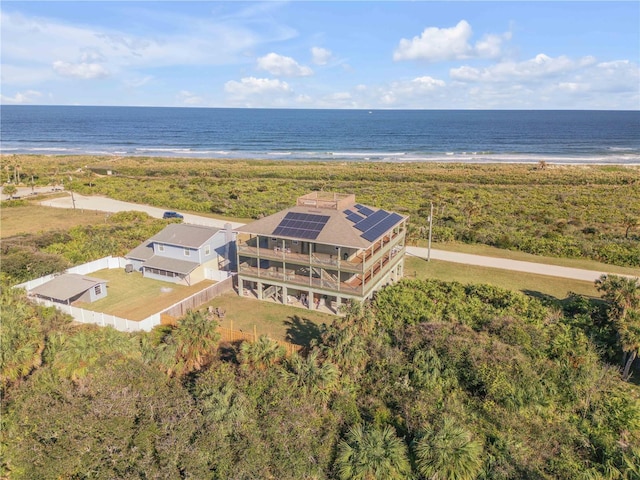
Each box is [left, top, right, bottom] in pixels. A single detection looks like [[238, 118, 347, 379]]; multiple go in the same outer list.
[[427, 202, 433, 261]]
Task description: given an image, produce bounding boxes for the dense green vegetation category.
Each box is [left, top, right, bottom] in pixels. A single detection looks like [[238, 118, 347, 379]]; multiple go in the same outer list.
[[0, 210, 170, 283], [2, 155, 639, 266], [2, 277, 639, 479]]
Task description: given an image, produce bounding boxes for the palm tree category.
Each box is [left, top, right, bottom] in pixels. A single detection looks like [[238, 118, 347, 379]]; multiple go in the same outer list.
[[413, 417, 483, 480], [0, 289, 44, 388], [53, 331, 102, 381], [283, 350, 339, 401], [335, 423, 411, 480], [239, 335, 285, 370], [2, 184, 17, 200], [595, 274, 640, 380], [199, 383, 250, 434], [174, 309, 220, 375]]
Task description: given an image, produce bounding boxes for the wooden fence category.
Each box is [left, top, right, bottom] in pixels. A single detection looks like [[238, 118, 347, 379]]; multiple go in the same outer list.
[[161, 277, 234, 318], [217, 325, 303, 356]]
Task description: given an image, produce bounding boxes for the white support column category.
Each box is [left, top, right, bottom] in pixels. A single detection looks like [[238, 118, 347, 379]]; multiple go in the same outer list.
[[239, 278, 244, 296], [282, 286, 288, 305], [258, 282, 263, 299]]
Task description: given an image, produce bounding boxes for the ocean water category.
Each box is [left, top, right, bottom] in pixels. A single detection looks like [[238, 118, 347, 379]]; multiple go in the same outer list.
[[1, 106, 639, 164]]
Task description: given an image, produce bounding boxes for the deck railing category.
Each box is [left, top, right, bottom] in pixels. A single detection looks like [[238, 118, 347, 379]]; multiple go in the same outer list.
[[238, 264, 363, 294], [237, 231, 405, 273]]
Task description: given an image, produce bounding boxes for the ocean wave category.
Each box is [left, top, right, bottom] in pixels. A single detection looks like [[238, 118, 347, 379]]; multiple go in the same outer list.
[[135, 147, 193, 153], [329, 151, 407, 157]]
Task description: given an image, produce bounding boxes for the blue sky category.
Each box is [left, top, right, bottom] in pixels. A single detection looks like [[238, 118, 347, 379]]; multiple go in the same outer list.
[[1, 1, 638, 109]]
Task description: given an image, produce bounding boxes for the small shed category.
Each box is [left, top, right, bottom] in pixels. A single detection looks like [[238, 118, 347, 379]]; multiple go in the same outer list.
[[30, 273, 108, 305]]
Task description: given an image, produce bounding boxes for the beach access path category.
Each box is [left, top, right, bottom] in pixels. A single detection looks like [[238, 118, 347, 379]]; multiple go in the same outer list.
[[41, 192, 636, 283]]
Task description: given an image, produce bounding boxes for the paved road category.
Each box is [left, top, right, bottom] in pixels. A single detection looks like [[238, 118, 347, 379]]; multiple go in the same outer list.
[[40, 192, 637, 282], [406, 247, 637, 283], [40, 192, 245, 229]]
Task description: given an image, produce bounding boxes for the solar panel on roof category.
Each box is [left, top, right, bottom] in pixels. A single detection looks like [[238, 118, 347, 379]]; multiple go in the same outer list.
[[355, 204, 375, 216], [361, 213, 403, 241], [346, 212, 365, 223], [354, 209, 389, 232], [272, 212, 329, 240], [344, 209, 354, 215]]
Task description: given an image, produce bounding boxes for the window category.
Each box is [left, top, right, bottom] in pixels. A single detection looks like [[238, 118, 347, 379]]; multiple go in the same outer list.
[[158, 244, 165, 252], [204, 245, 211, 256], [184, 248, 190, 257], [94, 284, 102, 295], [293, 240, 298, 245]]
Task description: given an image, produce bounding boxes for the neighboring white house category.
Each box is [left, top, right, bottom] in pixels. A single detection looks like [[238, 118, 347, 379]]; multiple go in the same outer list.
[[29, 273, 108, 305], [125, 223, 235, 286]]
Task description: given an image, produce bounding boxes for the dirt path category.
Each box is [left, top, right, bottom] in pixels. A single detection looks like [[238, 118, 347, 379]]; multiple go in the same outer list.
[[41, 193, 636, 282]]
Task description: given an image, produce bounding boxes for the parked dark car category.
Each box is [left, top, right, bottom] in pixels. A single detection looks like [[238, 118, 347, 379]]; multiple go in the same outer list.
[[163, 211, 184, 219]]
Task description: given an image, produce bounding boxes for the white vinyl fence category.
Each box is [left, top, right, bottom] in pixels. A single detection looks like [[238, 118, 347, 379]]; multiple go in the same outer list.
[[34, 298, 160, 332], [17, 256, 232, 332], [15, 256, 126, 291]]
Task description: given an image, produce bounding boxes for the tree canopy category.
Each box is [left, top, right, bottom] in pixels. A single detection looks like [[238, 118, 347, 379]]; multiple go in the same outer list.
[[2, 278, 639, 479]]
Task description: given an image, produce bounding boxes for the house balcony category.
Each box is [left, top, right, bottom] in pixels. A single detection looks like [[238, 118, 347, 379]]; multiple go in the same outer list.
[[238, 245, 404, 297], [238, 264, 364, 295], [236, 230, 405, 274]]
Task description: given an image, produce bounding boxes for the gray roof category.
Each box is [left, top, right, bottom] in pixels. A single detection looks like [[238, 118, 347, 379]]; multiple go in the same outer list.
[[152, 224, 220, 248], [30, 274, 107, 301], [125, 241, 154, 261], [236, 203, 407, 249], [143, 256, 200, 275]]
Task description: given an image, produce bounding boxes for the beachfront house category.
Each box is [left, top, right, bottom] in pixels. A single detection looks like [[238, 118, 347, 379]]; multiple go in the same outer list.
[[30, 273, 108, 305], [235, 192, 408, 313], [125, 223, 235, 286]]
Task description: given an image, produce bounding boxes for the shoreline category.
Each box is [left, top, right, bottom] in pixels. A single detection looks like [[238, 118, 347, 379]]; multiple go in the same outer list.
[[2, 152, 639, 166]]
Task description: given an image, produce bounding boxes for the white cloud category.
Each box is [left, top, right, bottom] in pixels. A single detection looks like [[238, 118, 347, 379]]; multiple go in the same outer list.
[[450, 54, 598, 82], [394, 20, 509, 62], [123, 75, 153, 88], [0, 90, 43, 104], [311, 47, 332, 65], [177, 90, 204, 105], [411, 76, 447, 90], [0, 8, 277, 87], [224, 76, 297, 107], [53, 61, 110, 79], [375, 76, 446, 106], [256, 53, 313, 77], [224, 76, 292, 96]]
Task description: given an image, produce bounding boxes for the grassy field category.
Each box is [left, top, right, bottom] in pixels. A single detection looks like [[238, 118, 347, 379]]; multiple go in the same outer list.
[[0, 200, 251, 238], [0, 203, 113, 237], [203, 291, 334, 345], [77, 269, 215, 320], [421, 240, 640, 277], [405, 256, 598, 300]]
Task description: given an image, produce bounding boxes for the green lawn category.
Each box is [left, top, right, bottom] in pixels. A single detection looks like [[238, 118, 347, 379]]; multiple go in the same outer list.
[[405, 256, 599, 300], [77, 269, 215, 320], [204, 291, 335, 345], [418, 241, 640, 277]]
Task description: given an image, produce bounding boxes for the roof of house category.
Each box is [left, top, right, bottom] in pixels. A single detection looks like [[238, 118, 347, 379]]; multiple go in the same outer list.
[[143, 256, 200, 275], [125, 240, 155, 261], [125, 223, 222, 261], [152, 224, 221, 249], [236, 199, 407, 249], [30, 273, 107, 301]]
